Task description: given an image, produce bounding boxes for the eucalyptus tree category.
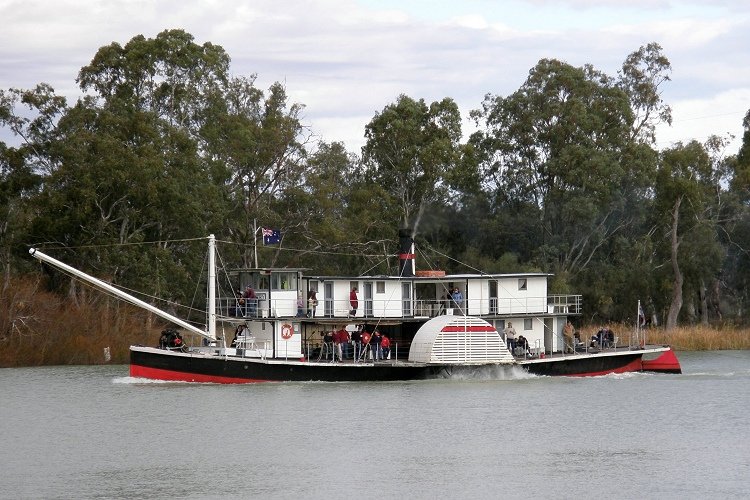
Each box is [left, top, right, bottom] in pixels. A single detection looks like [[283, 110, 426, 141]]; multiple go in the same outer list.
[[654, 140, 726, 329], [362, 95, 462, 233], [199, 77, 308, 267], [470, 58, 635, 277], [0, 84, 67, 284]]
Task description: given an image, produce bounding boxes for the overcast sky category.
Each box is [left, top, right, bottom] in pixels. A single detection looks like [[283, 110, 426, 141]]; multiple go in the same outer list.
[[1, 0, 748, 155]]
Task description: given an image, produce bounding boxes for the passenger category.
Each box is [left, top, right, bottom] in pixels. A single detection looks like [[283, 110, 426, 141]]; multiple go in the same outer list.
[[243, 285, 257, 317], [322, 330, 334, 360], [349, 287, 358, 317], [296, 294, 305, 317], [517, 335, 531, 357], [503, 322, 517, 352], [370, 329, 383, 361], [563, 321, 574, 353], [334, 327, 349, 362], [307, 290, 318, 318], [381, 334, 391, 360], [451, 288, 464, 314], [361, 330, 372, 360], [350, 326, 362, 361]]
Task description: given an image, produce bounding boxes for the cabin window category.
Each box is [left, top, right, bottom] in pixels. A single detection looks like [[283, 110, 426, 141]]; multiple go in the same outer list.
[[524, 318, 533, 330], [518, 278, 527, 291], [309, 281, 319, 292], [272, 272, 297, 290], [376, 281, 385, 293], [350, 280, 358, 291]]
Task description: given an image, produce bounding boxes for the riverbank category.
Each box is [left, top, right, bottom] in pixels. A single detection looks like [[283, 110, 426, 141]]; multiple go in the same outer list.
[[578, 324, 750, 351]]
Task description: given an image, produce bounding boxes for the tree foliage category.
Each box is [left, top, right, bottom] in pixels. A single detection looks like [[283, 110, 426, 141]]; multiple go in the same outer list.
[[2, 33, 750, 332]]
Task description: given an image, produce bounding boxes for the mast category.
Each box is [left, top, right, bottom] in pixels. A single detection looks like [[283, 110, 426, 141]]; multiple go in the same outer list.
[[208, 234, 216, 341], [29, 245, 213, 340]]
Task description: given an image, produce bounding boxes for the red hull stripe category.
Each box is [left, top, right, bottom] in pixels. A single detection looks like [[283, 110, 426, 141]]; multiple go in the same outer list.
[[565, 357, 644, 377], [441, 326, 497, 332], [398, 253, 416, 259], [641, 349, 682, 373], [130, 364, 272, 384]]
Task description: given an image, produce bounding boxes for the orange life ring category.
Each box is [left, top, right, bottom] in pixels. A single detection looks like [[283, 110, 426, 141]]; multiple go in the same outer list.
[[281, 323, 294, 339]]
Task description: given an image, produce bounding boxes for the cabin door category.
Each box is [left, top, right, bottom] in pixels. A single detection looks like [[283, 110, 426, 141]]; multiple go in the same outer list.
[[324, 281, 334, 317], [544, 317, 554, 354], [489, 280, 498, 314], [402, 283, 412, 317], [364, 282, 373, 317]]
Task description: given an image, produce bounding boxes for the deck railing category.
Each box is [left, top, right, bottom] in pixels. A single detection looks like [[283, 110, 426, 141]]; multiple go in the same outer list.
[[215, 294, 582, 320]]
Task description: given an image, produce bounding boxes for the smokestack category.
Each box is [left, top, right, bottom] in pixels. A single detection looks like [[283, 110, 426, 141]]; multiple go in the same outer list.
[[398, 228, 415, 277]]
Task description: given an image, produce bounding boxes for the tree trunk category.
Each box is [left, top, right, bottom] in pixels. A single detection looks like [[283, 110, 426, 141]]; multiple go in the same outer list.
[[699, 278, 709, 326], [666, 197, 683, 330]]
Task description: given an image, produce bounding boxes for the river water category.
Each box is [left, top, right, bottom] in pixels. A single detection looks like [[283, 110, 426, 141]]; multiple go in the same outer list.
[[1, 351, 749, 500]]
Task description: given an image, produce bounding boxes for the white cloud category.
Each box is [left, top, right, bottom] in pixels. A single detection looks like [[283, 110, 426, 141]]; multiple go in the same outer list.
[[0, 0, 748, 155]]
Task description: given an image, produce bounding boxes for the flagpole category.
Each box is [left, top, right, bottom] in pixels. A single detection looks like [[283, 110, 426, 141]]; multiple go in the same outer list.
[[254, 218, 258, 268]]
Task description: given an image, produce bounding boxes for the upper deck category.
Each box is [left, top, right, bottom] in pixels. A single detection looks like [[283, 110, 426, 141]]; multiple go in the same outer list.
[[219, 268, 581, 321]]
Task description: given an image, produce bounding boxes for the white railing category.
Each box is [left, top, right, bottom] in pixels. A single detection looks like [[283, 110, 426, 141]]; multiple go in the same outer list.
[[215, 295, 583, 320]]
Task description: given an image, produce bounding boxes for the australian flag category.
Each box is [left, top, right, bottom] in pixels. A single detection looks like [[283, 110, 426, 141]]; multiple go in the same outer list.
[[262, 227, 281, 245]]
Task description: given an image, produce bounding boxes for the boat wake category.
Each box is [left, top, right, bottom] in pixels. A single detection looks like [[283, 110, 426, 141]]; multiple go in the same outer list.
[[445, 364, 538, 381]]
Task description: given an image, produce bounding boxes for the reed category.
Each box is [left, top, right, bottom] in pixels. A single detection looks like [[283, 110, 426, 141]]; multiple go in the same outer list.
[[579, 324, 750, 351]]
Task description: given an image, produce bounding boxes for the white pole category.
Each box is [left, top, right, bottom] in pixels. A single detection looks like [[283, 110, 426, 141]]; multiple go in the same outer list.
[[29, 247, 211, 339], [253, 219, 258, 269], [208, 234, 217, 341]]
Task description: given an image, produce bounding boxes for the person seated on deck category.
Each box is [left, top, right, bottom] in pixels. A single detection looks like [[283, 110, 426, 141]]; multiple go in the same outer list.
[[516, 335, 531, 357], [603, 327, 615, 348], [231, 324, 247, 347]]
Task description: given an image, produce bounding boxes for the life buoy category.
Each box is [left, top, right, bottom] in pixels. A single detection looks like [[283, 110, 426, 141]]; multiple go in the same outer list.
[[281, 323, 294, 339]]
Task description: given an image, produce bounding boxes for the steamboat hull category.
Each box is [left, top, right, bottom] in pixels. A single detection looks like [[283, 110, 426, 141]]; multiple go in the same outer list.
[[130, 345, 680, 383]]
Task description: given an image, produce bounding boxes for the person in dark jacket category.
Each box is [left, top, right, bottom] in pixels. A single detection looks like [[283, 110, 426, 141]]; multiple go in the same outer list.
[[370, 329, 383, 361]]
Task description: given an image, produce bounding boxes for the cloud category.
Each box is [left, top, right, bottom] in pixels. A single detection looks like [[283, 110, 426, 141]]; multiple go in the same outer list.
[[0, 0, 748, 154]]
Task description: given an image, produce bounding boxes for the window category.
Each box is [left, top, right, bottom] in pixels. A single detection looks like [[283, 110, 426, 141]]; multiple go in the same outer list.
[[518, 278, 527, 291], [350, 280, 359, 291], [272, 272, 298, 290], [376, 281, 385, 293], [524, 318, 532, 330], [309, 281, 319, 292]]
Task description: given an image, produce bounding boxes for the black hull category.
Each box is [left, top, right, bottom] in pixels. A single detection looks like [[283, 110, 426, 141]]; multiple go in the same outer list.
[[130, 346, 674, 382]]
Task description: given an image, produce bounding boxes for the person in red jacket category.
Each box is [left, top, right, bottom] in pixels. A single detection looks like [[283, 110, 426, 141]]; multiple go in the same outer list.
[[333, 327, 349, 362], [349, 287, 358, 317], [381, 334, 391, 360]]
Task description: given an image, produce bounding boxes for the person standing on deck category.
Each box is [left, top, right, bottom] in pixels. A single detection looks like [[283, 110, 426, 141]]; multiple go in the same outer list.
[[349, 287, 359, 317], [503, 322, 517, 353], [243, 285, 257, 317], [351, 325, 363, 361], [563, 321, 574, 353], [333, 327, 349, 362], [371, 329, 383, 361], [307, 290, 318, 317], [451, 288, 464, 314], [381, 334, 391, 360]]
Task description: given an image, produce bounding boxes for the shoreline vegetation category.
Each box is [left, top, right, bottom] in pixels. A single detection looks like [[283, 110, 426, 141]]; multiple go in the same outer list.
[[2, 275, 749, 368]]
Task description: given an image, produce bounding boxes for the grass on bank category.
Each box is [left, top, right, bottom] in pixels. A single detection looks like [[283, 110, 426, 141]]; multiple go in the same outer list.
[[578, 324, 750, 351]]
